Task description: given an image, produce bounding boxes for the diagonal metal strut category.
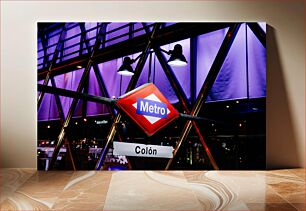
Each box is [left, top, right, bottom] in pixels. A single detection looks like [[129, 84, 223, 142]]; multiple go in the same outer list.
[[48, 23, 108, 170], [247, 23, 266, 48], [95, 23, 162, 170], [79, 23, 131, 168], [165, 23, 241, 170], [37, 24, 67, 109]]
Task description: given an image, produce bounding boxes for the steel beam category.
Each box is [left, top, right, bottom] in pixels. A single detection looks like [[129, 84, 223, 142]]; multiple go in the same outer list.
[[39, 30, 66, 122], [64, 138, 76, 170], [80, 23, 127, 149], [49, 79, 65, 121], [39, 30, 76, 169], [38, 84, 115, 105], [38, 85, 216, 124], [48, 24, 107, 170], [190, 37, 197, 105], [165, 23, 241, 170], [142, 23, 218, 170], [95, 23, 162, 170], [51, 80, 77, 170], [38, 29, 49, 68], [37, 24, 67, 108], [247, 23, 266, 48], [154, 45, 219, 170], [154, 49, 191, 110], [79, 24, 89, 118]]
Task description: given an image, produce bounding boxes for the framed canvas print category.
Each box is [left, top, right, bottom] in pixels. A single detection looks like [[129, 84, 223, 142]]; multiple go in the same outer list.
[[37, 22, 266, 171]]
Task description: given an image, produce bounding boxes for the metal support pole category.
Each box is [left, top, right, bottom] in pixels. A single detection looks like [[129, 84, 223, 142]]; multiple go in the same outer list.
[[40, 28, 77, 170], [165, 23, 241, 170], [190, 37, 197, 105], [48, 24, 107, 170], [65, 138, 76, 170], [80, 23, 113, 113], [38, 30, 49, 69], [49, 78, 65, 121], [154, 49, 191, 111], [38, 84, 115, 105], [38, 23, 233, 80], [92, 65, 115, 115], [148, 52, 152, 83], [101, 23, 107, 49], [246, 23, 266, 48], [79, 24, 90, 118], [154, 48, 218, 170], [81, 23, 127, 148], [95, 23, 161, 170], [142, 22, 218, 169], [119, 76, 122, 96], [82, 73, 89, 118], [37, 24, 67, 109]]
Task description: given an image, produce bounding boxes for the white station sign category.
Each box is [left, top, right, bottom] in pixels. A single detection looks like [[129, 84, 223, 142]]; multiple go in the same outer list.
[[113, 142, 173, 158]]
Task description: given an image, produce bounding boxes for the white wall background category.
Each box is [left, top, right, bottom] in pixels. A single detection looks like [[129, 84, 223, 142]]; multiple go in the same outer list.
[[1, 1, 304, 168]]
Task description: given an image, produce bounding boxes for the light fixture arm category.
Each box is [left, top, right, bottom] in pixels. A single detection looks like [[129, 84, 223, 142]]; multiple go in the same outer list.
[[159, 48, 171, 55], [131, 49, 168, 63], [119, 43, 186, 75], [130, 52, 145, 63]]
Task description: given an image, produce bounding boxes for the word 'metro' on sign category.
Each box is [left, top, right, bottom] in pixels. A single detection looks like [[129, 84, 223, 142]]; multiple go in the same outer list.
[[136, 98, 167, 118], [116, 83, 180, 136]]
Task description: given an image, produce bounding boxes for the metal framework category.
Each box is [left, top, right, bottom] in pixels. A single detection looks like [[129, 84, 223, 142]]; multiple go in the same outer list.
[[94, 23, 162, 170], [48, 24, 107, 170], [37, 22, 266, 170]]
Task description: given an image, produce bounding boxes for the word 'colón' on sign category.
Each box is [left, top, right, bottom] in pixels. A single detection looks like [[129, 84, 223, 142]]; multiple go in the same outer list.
[[135, 145, 157, 155]]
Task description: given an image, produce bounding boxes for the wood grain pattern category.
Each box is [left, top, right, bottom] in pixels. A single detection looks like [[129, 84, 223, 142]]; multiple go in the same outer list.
[[0, 169, 304, 210]]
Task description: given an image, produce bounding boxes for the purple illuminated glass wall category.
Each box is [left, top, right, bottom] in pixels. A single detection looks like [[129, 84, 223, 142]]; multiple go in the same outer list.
[[38, 22, 266, 121]]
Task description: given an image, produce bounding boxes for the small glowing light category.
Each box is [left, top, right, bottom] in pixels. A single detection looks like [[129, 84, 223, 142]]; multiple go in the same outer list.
[[47, 125, 51, 128], [76, 65, 83, 69], [46, 141, 49, 144], [112, 96, 116, 99], [42, 141, 45, 145], [83, 118, 87, 122], [75, 122, 78, 125], [168, 60, 188, 67], [211, 123, 214, 126], [239, 123, 242, 127], [94, 120, 97, 123], [51, 141, 55, 145], [252, 107, 259, 111], [236, 100, 239, 104], [117, 70, 134, 76], [226, 105, 230, 108], [214, 129, 217, 132]]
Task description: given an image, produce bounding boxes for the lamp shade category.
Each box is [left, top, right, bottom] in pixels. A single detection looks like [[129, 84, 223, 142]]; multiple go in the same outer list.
[[118, 57, 134, 76], [167, 44, 188, 67]]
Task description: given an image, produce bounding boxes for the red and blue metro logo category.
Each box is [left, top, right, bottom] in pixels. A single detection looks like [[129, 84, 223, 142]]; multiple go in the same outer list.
[[116, 83, 180, 136]]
